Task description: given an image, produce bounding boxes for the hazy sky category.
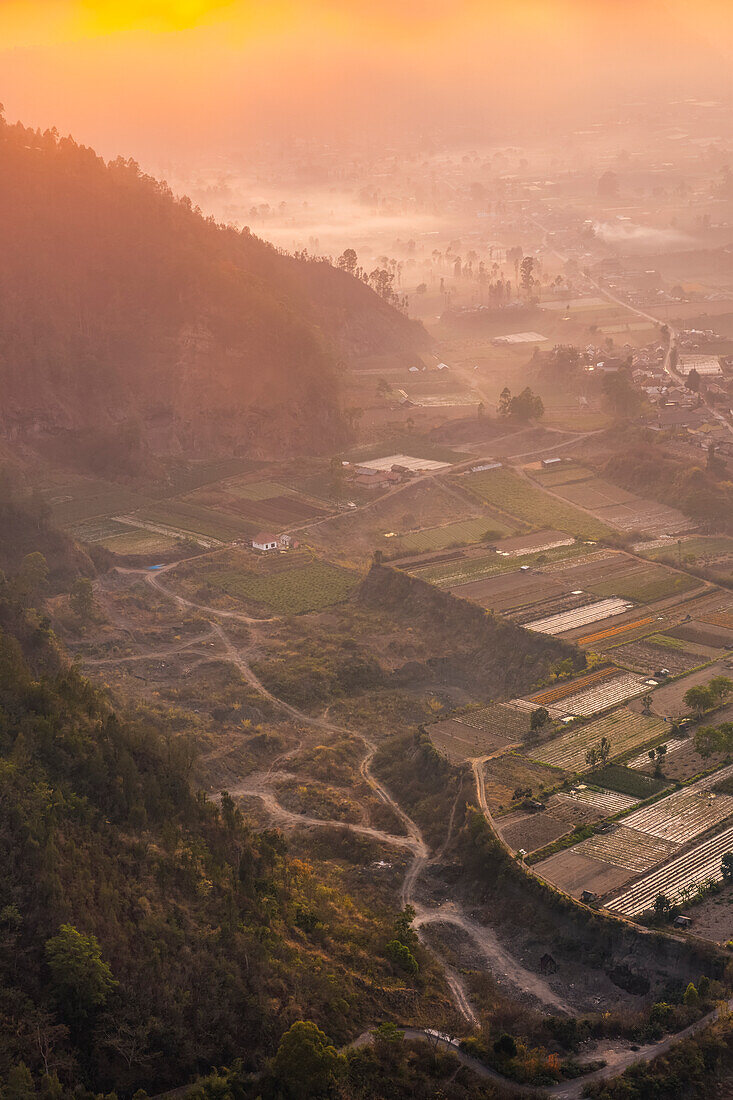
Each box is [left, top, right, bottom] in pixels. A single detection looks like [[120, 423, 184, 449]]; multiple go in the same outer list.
[[1, 1, 732, 162]]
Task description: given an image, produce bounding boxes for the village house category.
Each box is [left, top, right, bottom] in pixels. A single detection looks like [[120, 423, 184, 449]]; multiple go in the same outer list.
[[252, 532, 279, 552]]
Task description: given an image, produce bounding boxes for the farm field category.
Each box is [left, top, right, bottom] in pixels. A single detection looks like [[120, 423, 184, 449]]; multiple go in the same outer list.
[[577, 615, 656, 647], [409, 541, 587, 588], [586, 764, 668, 799], [560, 786, 639, 814], [40, 477, 152, 527], [493, 528, 574, 556], [388, 515, 512, 554], [534, 475, 635, 511], [620, 767, 733, 845], [97, 527, 182, 555], [499, 812, 572, 854], [530, 463, 595, 488], [202, 559, 359, 615], [534, 848, 635, 899], [429, 706, 529, 763], [452, 571, 568, 613], [527, 666, 622, 708], [527, 709, 667, 772], [605, 823, 733, 916], [630, 740, 731, 784], [132, 500, 259, 542], [460, 467, 614, 540], [525, 598, 634, 636], [608, 635, 718, 675], [481, 752, 567, 814], [593, 498, 692, 537], [572, 826, 679, 875], [540, 672, 648, 716], [585, 565, 700, 605], [634, 657, 733, 717]]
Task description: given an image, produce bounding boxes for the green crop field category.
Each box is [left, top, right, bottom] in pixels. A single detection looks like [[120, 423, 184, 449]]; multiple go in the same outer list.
[[587, 567, 698, 605], [392, 515, 512, 553], [99, 528, 181, 555], [587, 764, 668, 800], [206, 560, 359, 614], [462, 468, 614, 540], [409, 541, 587, 588]]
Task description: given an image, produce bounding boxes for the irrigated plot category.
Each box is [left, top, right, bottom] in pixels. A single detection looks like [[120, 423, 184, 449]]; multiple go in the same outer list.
[[605, 823, 733, 916], [575, 826, 679, 874], [536, 672, 646, 718], [528, 709, 667, 772], [527, 666, 622, 708], [525, 598, 634, 636]]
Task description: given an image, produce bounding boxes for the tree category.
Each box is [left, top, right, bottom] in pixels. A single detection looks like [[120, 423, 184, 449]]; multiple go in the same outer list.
[[493, 1033, 517, 1058], [709, 676, 733, 703], [530, 706, 551, 733], [520, 256, 535, 296], [686, 367, 701, 393], [70, 577, 95, 621], [722, 852, 733, 882], [653, 893, 672, 918], [509, 386, 544, 422], [498, 386, 512, 418], [337, 248, 358, 276], [271, 1021, 342, 1099], [684, 684, 715, 718], [15, 551, 49, 602], [683, 982, 700, 1007], [602, 371, 640, 418], [45, 925, 116, 1020], [598, 736, 611, 765]]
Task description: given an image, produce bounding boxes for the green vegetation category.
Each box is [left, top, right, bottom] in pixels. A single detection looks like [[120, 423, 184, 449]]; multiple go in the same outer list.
[[463, 467, 613, 540], [208, 560, 359, 614], [587, 568, 698, 605], [685, 676, 733, 718], [647, 633, 687, 651], [587, 764, 668, 799], [391, 515, 511, 553], [134, 500, 258, 541]]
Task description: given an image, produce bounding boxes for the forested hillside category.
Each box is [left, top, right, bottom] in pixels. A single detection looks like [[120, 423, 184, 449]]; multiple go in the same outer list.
[[0, 114, 428, 469]]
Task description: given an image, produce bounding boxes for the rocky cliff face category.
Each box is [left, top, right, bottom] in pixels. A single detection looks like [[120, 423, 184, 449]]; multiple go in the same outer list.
[[0, 117, 429, 465]]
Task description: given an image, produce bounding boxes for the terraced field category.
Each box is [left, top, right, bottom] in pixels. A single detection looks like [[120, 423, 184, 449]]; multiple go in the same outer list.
[[526, 672, 646, 718], [586, 565, 699, 605], [578, 616, 656, 647], [526, 598, 634, 636], [527, 709, 666, 771], [409, 542, 588, 588], [461, 467, 614, 540], [605, 823, 733, 916], [481, 753, 567, 814]]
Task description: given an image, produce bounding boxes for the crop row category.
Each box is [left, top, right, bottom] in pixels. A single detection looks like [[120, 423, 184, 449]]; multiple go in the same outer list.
[[206, 561, 358, 614], [605, 823, 733, 916], [530, 666, 619, 707], [578, 615, 655, 646], [578, 825, 678, 874], [526, 598, 634, 636]]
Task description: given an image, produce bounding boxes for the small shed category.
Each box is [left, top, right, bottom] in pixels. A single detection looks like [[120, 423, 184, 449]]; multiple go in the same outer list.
[[673, 915, 693, 929], [252, 532, 279, 552], [539, 953, 558, 975]]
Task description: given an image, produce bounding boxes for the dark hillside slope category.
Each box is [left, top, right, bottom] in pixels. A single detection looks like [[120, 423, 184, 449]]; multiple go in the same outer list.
[[358, 564, 580, 697], [0, 116, 428, 464]]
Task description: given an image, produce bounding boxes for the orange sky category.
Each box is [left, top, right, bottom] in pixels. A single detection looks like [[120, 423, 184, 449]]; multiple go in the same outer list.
[[1, 2, 732, 159]]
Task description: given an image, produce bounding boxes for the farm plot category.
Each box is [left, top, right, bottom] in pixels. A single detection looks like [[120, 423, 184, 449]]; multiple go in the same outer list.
[[507, 592, 598, 627], [577, 615, 656, 647], [204, 560, 359, 614], [412, 542, 587, 588], [97, 528, 181, 555], [594, 499, 692, 537], [586, 565, 700, 605], [605, 823, 733, 916], [620, 777, 733, 845], [627, 739, 688, 770], [558, 787, 639, 814], [531, 464, 594, 488], [526, 599, 634, 636], [456, 703, 532, 737], [43, 478, 151, 527], [631, 740, 732, 784], [492, 528, 574, 555], [481, 753, 567, 814], [452, 571, 567, 613], [461, 467, 614, 540], [585, 764, 668, 800], [223, 479, 296, 501], [527, 666, 622, 708], [608, 636, 716, 676], [574, 826, 679, 875], [544, 477, 636, 510], [527, 709, 667, 772], [535, 849, 636, 899], [132, 501, 258, 543], [430, 716, 523, 764], [499, 812, 572, 854], [551, 670, 647, 715], [390, 515, 512, 554]]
